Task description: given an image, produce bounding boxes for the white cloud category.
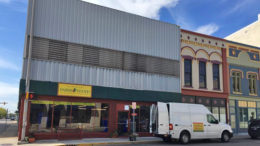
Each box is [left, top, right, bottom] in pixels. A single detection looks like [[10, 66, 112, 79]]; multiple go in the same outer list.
[[0, 58, 20, 71], [0, 82, 19, 113], [82, 0, 179, 19], [195, 23, 219, 35]]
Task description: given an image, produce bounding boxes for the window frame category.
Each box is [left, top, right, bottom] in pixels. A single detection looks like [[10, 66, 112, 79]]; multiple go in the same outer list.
[[232, 71, 242, 93], [213, 63, 220, 90], [184, 59, 192, 87], [248, 73, 257, 95], [199, 61, 207, 88]]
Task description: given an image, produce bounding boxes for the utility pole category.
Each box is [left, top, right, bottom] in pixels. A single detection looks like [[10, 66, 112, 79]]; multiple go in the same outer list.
[[21, 0, 35, 141]]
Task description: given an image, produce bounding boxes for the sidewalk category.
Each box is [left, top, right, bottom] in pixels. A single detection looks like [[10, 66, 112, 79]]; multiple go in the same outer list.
[[0, 134, 251, 146]]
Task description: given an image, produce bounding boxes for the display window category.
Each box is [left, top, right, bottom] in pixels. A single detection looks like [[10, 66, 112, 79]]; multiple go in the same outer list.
[[130, 105, 150, 132], [29, 100, 109, 135]]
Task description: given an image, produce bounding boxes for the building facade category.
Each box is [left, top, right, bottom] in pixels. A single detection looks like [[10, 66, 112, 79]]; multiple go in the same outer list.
[[225, 14, 260, 47], [18, 0, 181, 140], [180, 30, 229, 124], [227, 41, 260, 133]]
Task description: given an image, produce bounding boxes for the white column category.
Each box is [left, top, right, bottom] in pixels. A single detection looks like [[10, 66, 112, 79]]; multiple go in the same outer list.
[[193, 60, 199, 89], [207, 62, 213, 90]]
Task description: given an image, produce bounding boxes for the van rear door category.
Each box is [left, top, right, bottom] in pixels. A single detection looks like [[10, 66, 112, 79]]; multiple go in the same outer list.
[[150, 104, 158, 133], [157, 102, 169, 134]]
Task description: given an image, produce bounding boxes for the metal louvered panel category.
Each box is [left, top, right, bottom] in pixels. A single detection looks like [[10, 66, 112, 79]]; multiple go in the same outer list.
[[30, 37, 179, 77], [22, 59, 181, 93], [67, 44, 83, 64], [99, 49, 123, 69], [123, 53, 138, 71], [32, 37, 49, 60], [83, 47, 100, 66], [48, 40, 68, 62]]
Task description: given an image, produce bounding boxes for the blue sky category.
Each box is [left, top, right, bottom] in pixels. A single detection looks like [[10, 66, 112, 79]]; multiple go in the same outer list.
[[0, 0, 259, 112]]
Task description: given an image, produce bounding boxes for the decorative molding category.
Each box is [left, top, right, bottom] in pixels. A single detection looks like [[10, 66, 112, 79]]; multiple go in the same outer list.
[[230, 69, 244, 78], [181, 46, 196, 56], [181, 39, 222, 50], [246, 71, 259, 80]]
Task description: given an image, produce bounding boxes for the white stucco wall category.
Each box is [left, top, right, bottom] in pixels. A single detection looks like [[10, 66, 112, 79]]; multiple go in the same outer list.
[[225, 14, 260, 47]]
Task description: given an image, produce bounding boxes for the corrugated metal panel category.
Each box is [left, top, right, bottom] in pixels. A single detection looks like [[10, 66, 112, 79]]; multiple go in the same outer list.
[[22, 59, 180, 93], [27, 0, 180, 60], [30, 37, 179, 76]]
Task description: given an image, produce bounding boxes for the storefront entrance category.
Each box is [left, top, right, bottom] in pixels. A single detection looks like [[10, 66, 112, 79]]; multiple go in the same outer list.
[[117, 111, 129, 136], [229, 99, 260, 133]]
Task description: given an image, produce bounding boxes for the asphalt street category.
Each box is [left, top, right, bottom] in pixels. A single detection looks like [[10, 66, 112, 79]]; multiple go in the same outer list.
[[0, 119, 18, 138], [105, 136, 260, 146]]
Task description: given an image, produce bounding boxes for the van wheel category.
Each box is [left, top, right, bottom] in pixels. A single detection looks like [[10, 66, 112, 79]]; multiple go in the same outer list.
[[221, 131, 230, 142], [180, 131, 190, 144]]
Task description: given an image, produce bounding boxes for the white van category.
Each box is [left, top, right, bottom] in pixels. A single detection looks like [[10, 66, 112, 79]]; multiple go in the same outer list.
[[150, 102, 233, 144]]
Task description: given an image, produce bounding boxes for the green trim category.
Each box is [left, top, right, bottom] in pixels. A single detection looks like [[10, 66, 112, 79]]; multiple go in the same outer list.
[[229, 96, 260, 102], [20, 79, 181, 103]]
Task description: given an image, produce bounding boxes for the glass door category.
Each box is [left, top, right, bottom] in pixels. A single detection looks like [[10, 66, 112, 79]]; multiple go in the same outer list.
[[238, 108, 248, 132], [117, 111, 129, 136]]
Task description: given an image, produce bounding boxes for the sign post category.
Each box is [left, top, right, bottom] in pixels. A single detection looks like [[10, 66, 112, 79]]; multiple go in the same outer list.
[[130, 102, 137, 141]]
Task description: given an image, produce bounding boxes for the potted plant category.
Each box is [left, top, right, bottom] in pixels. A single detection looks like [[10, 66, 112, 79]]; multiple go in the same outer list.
[[129, 133, 138, 141], [110, 130, 119, 138], [28, 134, 36, 143]]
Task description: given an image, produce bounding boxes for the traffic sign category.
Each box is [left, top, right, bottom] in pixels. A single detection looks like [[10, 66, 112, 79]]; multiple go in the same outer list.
[[131, 113, 137, 116], [132, 102, 136, 109]]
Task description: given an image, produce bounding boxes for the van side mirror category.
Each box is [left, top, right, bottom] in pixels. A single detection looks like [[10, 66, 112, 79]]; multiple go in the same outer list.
[[215, 120, 219, 124]]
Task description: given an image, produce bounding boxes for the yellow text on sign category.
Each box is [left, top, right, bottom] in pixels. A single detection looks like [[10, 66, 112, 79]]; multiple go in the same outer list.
[[58, 83, 92, 98], [193, 122, 204, 132]]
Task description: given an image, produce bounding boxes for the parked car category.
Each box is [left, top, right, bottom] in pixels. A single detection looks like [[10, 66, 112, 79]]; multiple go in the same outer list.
[[150, 102, 233, 144], [10, 117, 16, 121], [248, 119, 260, 139]]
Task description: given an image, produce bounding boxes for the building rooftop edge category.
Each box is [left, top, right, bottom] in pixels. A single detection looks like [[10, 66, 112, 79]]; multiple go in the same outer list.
[[181, 29, 226, 42], [79, 0, 180, 28]]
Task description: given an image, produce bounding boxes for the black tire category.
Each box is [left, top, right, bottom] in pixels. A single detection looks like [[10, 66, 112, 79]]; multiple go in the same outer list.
[[250, 135, 257, 139], [179, 131, 190, 144], [221, 131, 230, 142]]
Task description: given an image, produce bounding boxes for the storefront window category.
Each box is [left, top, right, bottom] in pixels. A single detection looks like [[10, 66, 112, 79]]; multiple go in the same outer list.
[[53, 104, 71, 130], [220, 107, 226, 123], [29, 101, 109, 134], [229, 100, 235, 107], [257, 102, 260, 119], [139, 106, 150, 132], [130, 105, 150, 132], [248, 108, 256, 121], [230, 115, 236, 129], [212, 107, 219, 121], [29, 101, 53, 133], [70, 103, 109, 132]]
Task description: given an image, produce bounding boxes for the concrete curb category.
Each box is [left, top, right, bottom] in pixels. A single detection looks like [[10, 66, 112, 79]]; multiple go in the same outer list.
[[58, 140, 161, 146]]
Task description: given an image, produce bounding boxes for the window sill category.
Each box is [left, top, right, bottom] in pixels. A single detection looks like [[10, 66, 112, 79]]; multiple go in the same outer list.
[[249, 93, 257, 96], [213, 88, 221, 91], [184, 85, 193, 88], [232, 91, 242, 95], [199, 87, 208, 90]]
